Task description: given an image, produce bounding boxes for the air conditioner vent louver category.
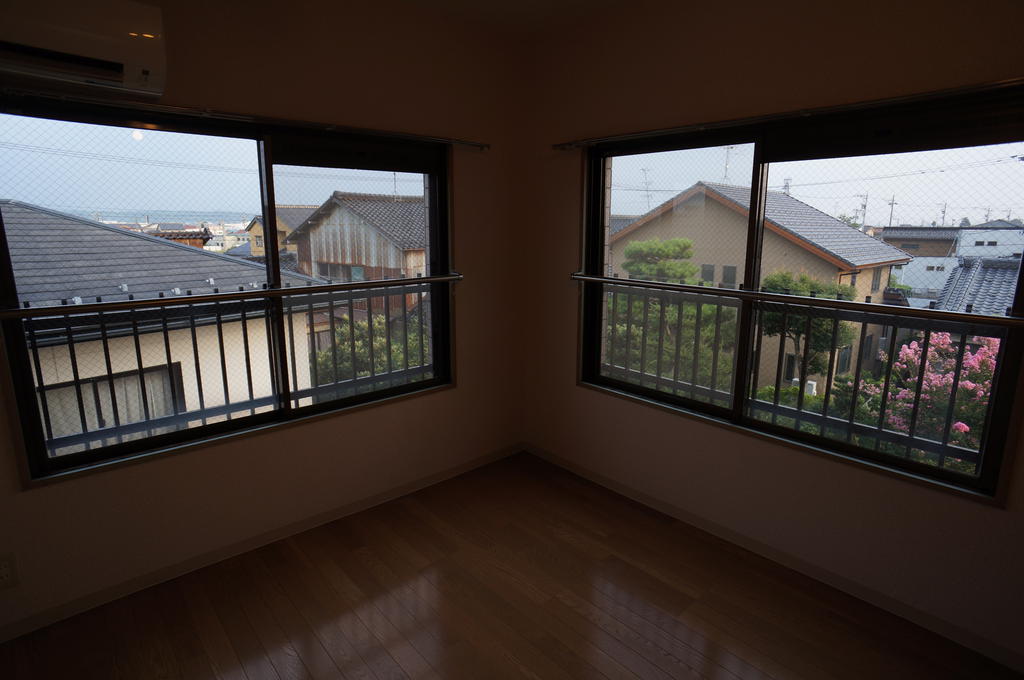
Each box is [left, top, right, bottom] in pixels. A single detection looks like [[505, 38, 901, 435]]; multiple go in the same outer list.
[[0, 0, 165, 98]]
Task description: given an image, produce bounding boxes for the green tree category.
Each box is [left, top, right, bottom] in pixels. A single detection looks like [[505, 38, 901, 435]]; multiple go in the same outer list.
[[760, 271, 856, 376], [621, 238, 699, 283], [837, 213, 861, 230], [313, 306, 429, 389]]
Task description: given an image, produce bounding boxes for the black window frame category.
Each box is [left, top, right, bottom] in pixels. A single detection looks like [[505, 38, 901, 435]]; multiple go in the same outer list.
[[577, 83, 1024, 499], [0, 92, 458, 481]]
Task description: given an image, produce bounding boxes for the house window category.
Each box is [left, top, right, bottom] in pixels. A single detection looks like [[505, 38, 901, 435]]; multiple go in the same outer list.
[[987, 241, 997, 246], [721, 265, 737, 288], [976, 240, 985, 246], [579, 86, 1024, 496], [0, 98, 456, 479]]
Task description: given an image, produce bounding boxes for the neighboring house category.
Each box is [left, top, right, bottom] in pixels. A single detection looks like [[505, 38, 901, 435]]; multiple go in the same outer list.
[[879, 226, 959, 257], [152, 227, 212, 249], [204, 231, 250, 253], [286, 192, 427, 281], [890, 256, 959, 305], [1, 200, 317, 454], [880, 221, 1024, 258], [609, 182, 911, 390], [936, 256, 1020, 316], [245, 205, 318, 257], [955, 224, 1024, 257], [610, 182, 910, 300]]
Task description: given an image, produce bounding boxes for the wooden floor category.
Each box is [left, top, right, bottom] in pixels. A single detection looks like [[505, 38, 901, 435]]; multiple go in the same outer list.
[[1, 454, 1018, 679]]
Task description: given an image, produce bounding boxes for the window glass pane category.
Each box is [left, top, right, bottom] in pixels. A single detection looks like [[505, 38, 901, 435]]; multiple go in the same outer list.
[[604, 144, 754, 287], [0, 114, 283, 458], [0, 113, 268, 300], [598, 282, 740, 409], [282, 283, 434, 409], [270, 165, 429, 285], [762, 142, 1024, 316], [748, 304, 1004, 479]]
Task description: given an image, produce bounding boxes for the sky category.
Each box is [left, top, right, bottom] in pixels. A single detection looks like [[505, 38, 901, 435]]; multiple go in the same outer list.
[[610, 142, 1024, 228], [1, 112, 1022, 229], [0, 113, 425, 223]]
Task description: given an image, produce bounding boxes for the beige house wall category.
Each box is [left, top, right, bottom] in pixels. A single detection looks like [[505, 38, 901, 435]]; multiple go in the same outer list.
[[31, 313, 314, 444], [884, 239, 952, 257], [608, 196, 841, 287], [248, 220, 297, 257]]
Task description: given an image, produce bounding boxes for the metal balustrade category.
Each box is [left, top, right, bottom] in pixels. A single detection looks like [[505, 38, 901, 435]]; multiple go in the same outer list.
[[18, 281, 437, 457]]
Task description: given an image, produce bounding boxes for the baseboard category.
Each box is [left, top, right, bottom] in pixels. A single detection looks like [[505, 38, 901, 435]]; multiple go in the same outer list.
[[522, 443, 1024, 675], [0, 444, 519, 644]]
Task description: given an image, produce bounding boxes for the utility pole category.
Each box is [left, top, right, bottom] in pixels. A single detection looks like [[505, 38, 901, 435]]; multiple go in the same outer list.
[[723, 146, 734, 183], [985, 207, 992, 222], [641, 168, 653, 210], [940, 203, 948, 226], [855, 193, 869, 231], [887, 194, 897, 227]]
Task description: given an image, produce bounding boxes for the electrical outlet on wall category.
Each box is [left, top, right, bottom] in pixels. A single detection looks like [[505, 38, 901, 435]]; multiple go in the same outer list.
[[0, 553, 17, 589]]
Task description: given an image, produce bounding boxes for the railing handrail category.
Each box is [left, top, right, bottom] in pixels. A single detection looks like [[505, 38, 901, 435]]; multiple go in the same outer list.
[[0, 272, 463, 320], [571, 272, 1024, 328]]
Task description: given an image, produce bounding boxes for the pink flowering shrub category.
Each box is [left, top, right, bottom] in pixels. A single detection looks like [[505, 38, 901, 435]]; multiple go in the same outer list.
[[831, 332, 998, 452]]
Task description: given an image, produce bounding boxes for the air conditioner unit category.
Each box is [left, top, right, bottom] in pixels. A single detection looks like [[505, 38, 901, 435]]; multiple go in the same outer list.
[[0, 0, 165, 97]]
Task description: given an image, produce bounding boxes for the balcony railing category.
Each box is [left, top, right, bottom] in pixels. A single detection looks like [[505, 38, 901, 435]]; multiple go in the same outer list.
[[594, 279, 1008, 480], [17, 281, 436, 458]]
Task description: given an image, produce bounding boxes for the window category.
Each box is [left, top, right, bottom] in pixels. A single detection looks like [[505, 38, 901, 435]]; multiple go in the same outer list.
[[701, 264, 715, 284], [0, 94, 457, 479], [976, 240, 986, 246], [722, 265, 737, 288], [988, 241, 998, 246], [578, 85, 1024, 496]]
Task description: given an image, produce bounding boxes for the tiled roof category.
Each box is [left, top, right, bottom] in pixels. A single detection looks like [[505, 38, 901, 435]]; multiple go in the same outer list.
[[1, 200, 316, 306], [614, 182, 910, 268], [881, 226, 960, 241], [226, 241, 252, 257], [288, 192, 427, 250], [245, 205, 319, 233], [936, 256, 1020, 316], [609, 215, 641, 235], [702, 183, 910, 268]]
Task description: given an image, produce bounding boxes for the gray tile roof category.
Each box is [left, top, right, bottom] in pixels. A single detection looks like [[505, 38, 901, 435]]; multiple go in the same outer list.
[[609, 214, 641, 236], [881, 226, 960, 241], [615, 182, 910, 268], [936, 256, 1020, 316], [288, 192, 427, 250], [247, 205, 320, 233], [225, 241, 252, 257], [700, 182, 910, 268], [1, 200, 317, 306]]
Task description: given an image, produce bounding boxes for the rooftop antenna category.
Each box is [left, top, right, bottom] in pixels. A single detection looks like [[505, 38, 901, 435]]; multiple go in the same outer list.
[[723, 146, 735, 183], [641, 168, 653, 210]]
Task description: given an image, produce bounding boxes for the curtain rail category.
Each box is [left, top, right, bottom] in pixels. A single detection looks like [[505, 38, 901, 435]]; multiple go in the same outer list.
[[0, 273, 463, 319], [571, 272, 1024, 328]]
